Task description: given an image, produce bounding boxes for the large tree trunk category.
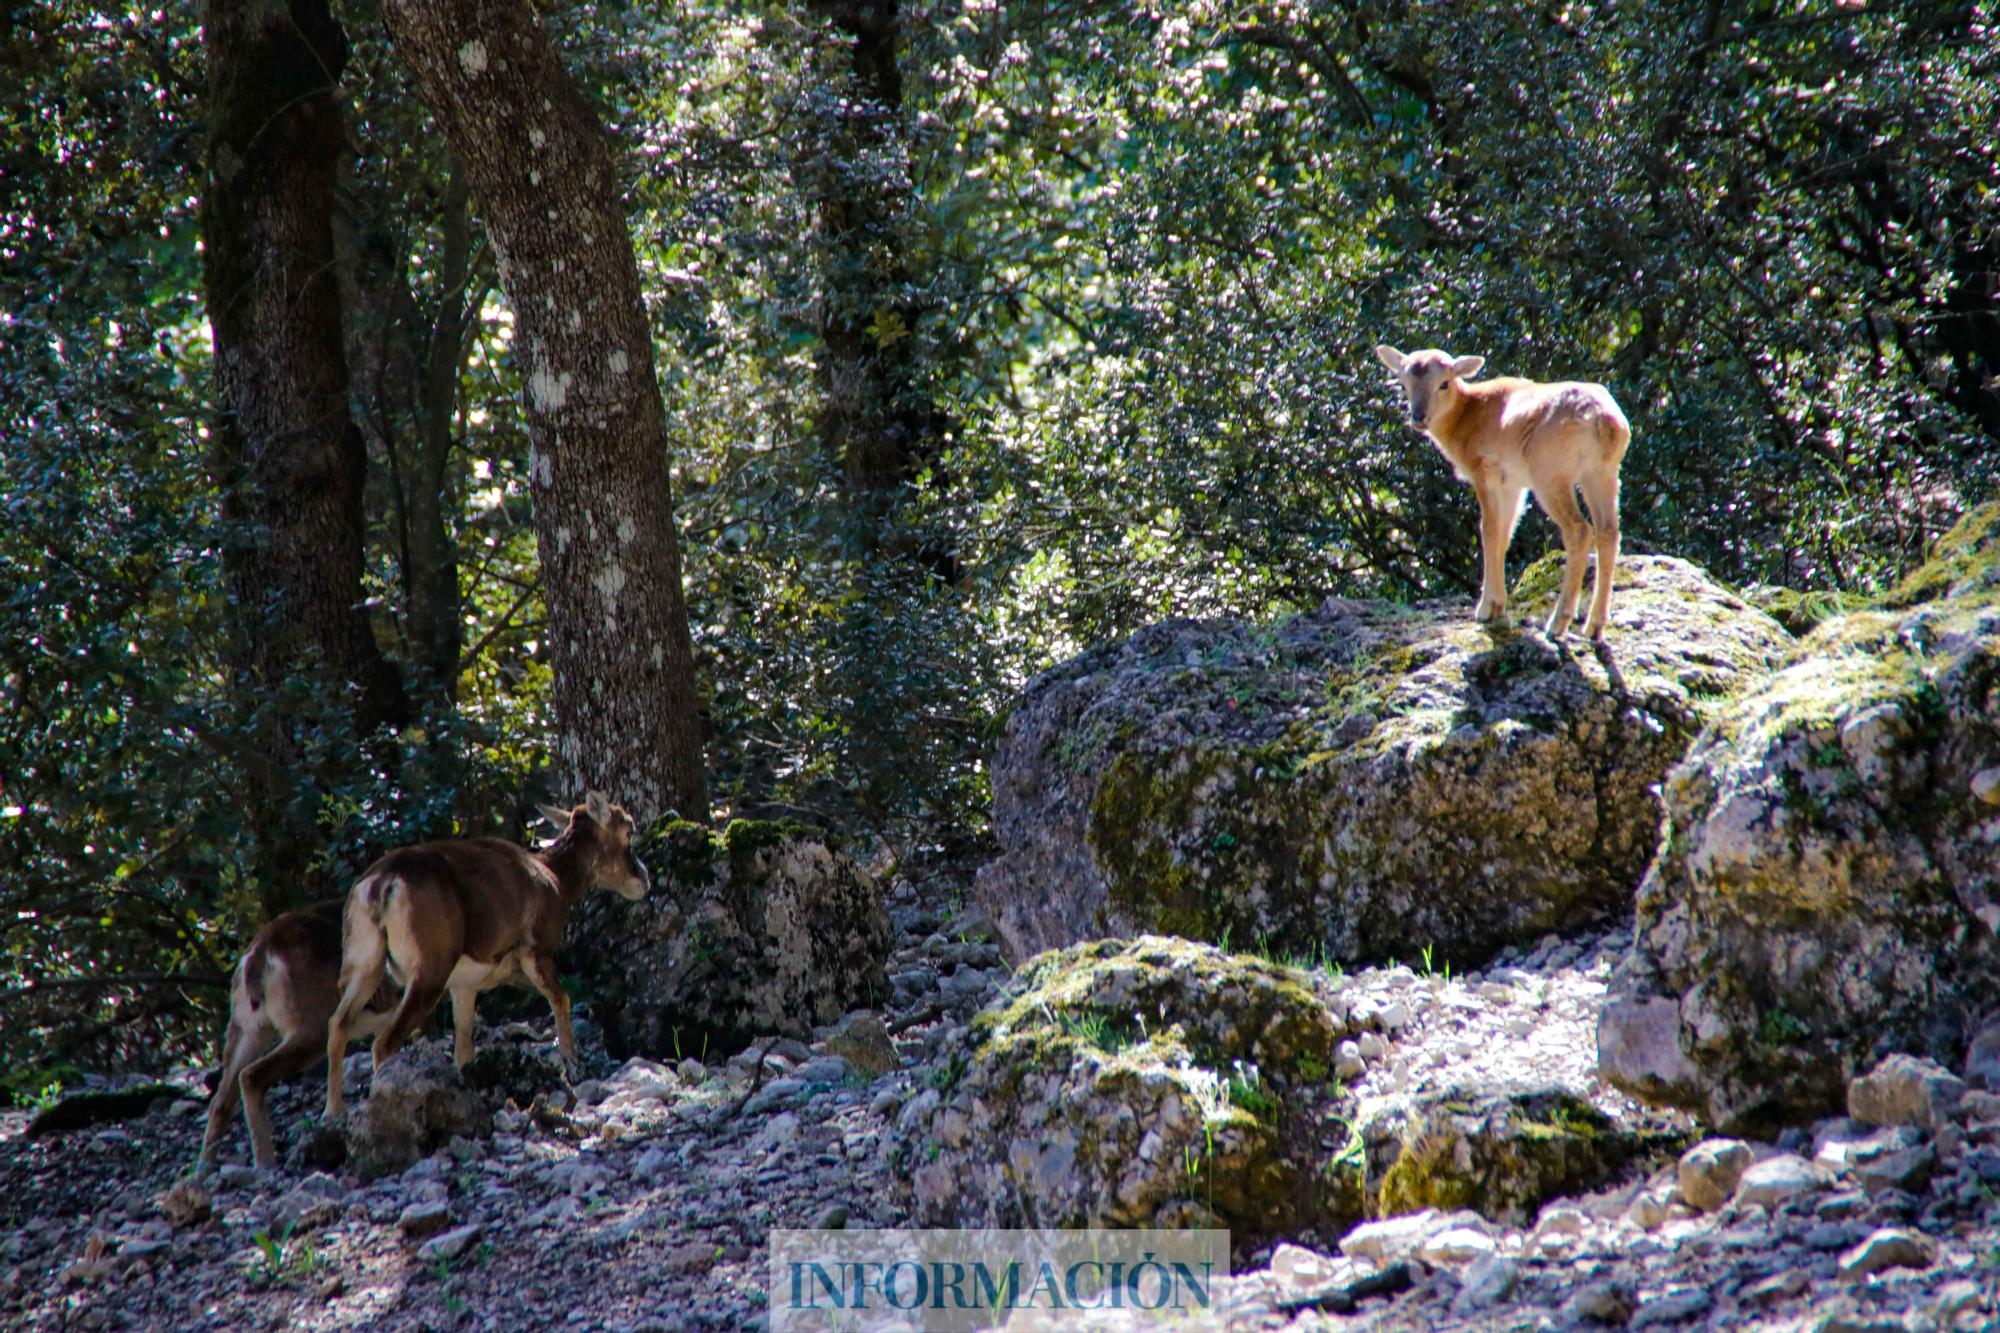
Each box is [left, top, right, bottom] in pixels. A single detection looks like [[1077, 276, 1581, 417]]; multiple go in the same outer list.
[[201, 0, 406, 910], [378, 0, 709, 822]]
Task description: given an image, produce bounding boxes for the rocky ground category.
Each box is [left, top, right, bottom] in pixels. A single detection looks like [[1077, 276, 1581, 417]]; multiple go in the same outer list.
[[4, 852, 1997, 1332]]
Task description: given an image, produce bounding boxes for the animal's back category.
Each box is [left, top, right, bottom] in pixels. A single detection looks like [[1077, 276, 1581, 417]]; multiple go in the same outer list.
[[356, 836, 554, 962]]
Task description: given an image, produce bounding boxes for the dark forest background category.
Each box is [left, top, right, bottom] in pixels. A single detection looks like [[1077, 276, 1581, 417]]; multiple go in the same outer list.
[[3, 0, 1995, 1088]]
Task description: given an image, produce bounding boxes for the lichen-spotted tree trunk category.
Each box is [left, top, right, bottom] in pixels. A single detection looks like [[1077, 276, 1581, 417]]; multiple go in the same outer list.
[[201, 0, 407, 911], [378, 0, 708, 822]]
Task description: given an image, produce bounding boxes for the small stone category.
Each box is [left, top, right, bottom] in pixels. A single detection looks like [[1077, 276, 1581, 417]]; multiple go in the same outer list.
[[1338, 1209, 1473, 1265], [1417, 1226, 1496, 1267], [1853, 1143, 1935, 1195], [1334, 1040, 1365, 1080], [1378, 1002, 1413, 1031], [1450, 1253, 1518, 1314], [1806, 1221, 1862, 1251], [1849, 1053, 1966, 1130], [1745, 1269, 1809, 1305], [398, 1201, 452, 1239], [1735, 1155, 1834, 1210], [1835, 1227, 1936, 1280], [811, 1204, 848, 1231], [1631, 1288, 1712, 1328], [416, 1223, 483, 1265], [1964, 1019, 2000, 1092], [1626, 1189, 1670, 1231], [1677, 1138, 1754, 1212], [822, 1014, 898, 1078], [1563, 1279, 1635, 1325], [665, 1239, 715, 1275], [157, 1181, 212, 1231]]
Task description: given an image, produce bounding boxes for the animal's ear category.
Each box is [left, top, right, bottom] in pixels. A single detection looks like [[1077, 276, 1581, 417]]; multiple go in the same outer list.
[[1451, 355, 1485, 380], [584, 790, 612, 825], [1374, 344, 1407, 373], [537, 803, 572, 832]]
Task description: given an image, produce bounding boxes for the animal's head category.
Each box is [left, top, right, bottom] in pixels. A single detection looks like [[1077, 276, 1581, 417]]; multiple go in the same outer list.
[[539, 791, 651, 900], [1374, 345, 1485, 429]]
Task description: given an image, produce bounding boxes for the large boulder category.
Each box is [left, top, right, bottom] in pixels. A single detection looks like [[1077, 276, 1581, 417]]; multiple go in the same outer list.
[[342, 1045, 492, 1181], [905, 936, 1366, 1243], [568, 819, 892, 1059], [977, 555, 1792, 968], [1600, 505, 2000, 1132], [901, 937, 1676, 1250]]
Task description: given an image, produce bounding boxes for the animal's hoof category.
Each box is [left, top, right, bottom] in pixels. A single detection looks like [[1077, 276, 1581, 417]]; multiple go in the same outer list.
[[1586, 620, 1607, 641], [1543, 613, 1569, 639]]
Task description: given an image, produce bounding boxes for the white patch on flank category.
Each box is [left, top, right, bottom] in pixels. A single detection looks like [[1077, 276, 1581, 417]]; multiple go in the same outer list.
[[617, 516, 636, 544], [529, 126, 547, 150], [608, 349, 629, 375], [457, 40, 487, 75]]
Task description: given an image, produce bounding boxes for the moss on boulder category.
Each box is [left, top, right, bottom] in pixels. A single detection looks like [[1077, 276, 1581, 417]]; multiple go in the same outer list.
[[1364, 1087, 1682, 1226], [567, 818, 891, 1059], [976, 555, 1792, 969], [905, 936, 1366, 1243], [1600, 504, 2000, 1132]]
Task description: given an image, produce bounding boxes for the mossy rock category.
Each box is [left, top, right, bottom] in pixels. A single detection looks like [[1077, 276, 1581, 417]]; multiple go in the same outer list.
[[1364, 1087, 1684, 1226], [1602, 504, 2000, 1132], [905, 936, 1365, 1247], [567, 818, 890, 1059], [977, 554, 1793, 970]]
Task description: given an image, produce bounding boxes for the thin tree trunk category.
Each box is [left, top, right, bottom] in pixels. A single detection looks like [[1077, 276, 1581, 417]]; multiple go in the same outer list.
[[806, 0, 950, 555], [378, 0, 709, 822], [202, 0, 406, 910]]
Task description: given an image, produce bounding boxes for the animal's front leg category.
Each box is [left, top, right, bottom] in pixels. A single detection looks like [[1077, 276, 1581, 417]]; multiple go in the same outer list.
[[1471, 480, 1523, 624], [451, 985, 478, 1068]]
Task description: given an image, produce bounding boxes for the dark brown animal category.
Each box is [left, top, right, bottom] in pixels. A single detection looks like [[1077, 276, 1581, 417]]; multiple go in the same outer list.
[[199, 900, 396, 1171], [323, 792, 650, 1119]]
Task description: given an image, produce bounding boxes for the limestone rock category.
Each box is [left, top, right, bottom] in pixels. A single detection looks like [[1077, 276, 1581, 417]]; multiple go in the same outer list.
[[976, 555, 1791, 967], [1676, 1138, 1753, 1212], [343, 1045, 492, 1182], [568, 819, 892, 1058], [1848, 1053, 1966, 1130], [1365, 1086, 1679, 1227], [1734, 1154, 1834, 1210], [1836, 1227, 1937, 1280], [1600, 504, 2000, 1132], [902, 935, 1360, 1240], [821, 1012, 898, 1078]]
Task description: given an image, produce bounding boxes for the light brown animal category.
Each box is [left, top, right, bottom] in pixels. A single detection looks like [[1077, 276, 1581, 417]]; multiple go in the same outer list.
[[199, 899, 397, 1172], [1375, 345, 1632, 639], [323, 792, 650, 1119]]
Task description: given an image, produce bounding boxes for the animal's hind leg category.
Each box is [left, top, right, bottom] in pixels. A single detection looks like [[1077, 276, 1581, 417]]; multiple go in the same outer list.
[[1532, 478, 1593, 638], [372, 971, 448, 1074], [239, 1032, 324, 1170], [200, 1017, 267, 1171], [1579, 469, 1622, 639], [324, 901, 389, 1119]]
